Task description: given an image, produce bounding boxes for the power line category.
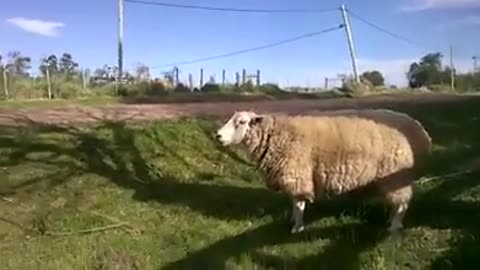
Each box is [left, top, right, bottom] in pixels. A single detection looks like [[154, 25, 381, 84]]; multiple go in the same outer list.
[[150, 24, 344, 69], [125, 0, 337, 14], [347, 9, 426, 50]]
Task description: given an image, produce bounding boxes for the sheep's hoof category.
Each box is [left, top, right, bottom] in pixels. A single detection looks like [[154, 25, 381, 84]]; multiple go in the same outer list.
[[290, 225, 305, 234], [387, 222, 403, 233]]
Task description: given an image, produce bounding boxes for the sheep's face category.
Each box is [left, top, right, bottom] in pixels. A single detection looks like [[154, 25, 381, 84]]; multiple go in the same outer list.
[[216, 111, 263, 146]]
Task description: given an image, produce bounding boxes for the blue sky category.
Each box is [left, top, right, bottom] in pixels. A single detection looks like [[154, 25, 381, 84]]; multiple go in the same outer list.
[[1, 0, 479, 87]]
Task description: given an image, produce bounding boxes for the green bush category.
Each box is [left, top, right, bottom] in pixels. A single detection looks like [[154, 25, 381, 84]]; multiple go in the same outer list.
[[147, 81, 168, 95], [258, 83, 283, 94], [339, 77, 373, 96], [57, 81, 84, 99], [238, 81, 256, 93], [201, 83, 222, 93], [429, 84, 452, 93], [10, 78, 45, 99], [92, 83, 116, 96], [175, 83, 191, 93]]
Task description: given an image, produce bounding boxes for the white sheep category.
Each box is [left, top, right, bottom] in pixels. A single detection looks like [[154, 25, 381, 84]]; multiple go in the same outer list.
[[215, 109, 432, 233]]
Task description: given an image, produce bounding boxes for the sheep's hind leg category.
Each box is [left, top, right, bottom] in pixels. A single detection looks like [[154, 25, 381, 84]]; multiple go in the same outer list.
[[387, 202, 409, 233], [290, 199, 306, 234], [384, 185, 412, 233]]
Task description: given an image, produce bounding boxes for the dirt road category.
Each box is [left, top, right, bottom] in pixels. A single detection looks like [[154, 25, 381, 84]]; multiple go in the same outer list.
[[0, 93, 477, 127]]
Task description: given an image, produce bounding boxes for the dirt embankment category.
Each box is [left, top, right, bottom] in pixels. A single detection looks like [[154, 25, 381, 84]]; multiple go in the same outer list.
[[0, 94, 477, 127]]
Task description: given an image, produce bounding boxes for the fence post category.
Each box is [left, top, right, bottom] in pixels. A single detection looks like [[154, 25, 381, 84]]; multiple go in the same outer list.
[[174, 67, 179, 87], [188, 73, 193, 90], [235, 72, 240, 86], [256, 69, 261, 86], [82, 68, 87, 91], [222, 69, 226, 85], [200, 68, 204, 88], [242, 69, 246, 85], [46, 68, 52, 99], [2, 69, 8, 99]]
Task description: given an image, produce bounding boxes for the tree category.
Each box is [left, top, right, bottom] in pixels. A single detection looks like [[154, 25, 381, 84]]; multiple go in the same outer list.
[[39, 54, 59, 76], [93, 67, 108, 78], [407, 52, 449, 88], [5, 51, 31, 77], [135, 63, 150, 81], [59, 53, 79, 79], [361, 70, 384, 87]]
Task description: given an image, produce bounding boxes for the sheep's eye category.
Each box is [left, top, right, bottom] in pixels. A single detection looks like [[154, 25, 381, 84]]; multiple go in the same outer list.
[[238, 120, 247, 125]]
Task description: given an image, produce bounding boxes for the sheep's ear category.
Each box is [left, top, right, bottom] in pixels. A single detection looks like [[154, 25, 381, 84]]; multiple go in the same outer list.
[[250, 115, 264, 126]]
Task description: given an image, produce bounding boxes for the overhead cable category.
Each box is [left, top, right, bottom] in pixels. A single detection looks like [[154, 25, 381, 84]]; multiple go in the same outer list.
[[347, 9, 426, 50], [125, 0, 337, 14], [150, 24, 344, 69]]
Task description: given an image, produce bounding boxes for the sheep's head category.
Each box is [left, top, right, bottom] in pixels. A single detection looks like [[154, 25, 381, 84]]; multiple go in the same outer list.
[[215, 111, 265, 146]]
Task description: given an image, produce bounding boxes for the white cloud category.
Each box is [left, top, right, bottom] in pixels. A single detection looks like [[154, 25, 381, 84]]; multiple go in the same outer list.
[[6, 17, 65, 37], [437, 15, 480, 30], [400, 0, 480, 11]]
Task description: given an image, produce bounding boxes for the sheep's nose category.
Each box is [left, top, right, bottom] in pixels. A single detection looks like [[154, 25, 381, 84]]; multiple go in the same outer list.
[[215, 134, 222, 140]]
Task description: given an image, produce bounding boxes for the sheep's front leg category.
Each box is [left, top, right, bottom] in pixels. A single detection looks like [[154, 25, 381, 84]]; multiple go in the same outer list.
[[290, 199, 306, 234]]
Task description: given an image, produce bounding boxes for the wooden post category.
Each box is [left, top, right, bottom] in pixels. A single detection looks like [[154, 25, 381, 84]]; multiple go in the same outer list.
[[222, 69, 226, 85], [235, 72, 240, 86], [324, 77, 328, 89], [117, 0, 124, 95], [2, 69, 8, 99], [174, 67, 179, 87], [242, 69, 246, 85], [46, 68, 52, 99], [188, 73, 193, 90], [199, 68, 204, 88], [256, 69, 261, 86], [82, 68, 87, 91], [473, 56, 479, 73], [450, 44, 455, 91]]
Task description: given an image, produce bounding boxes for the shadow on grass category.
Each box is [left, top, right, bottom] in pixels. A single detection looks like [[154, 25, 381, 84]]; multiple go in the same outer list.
[[0, 97, 480, 269], [161, 220, 388, 270]]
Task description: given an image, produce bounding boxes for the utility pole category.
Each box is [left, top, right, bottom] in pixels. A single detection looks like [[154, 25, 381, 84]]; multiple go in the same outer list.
[[118, 0, 124, 94], [340, 4, 360, 83], [450, 44, 455, 91], [200, 68, 204, 87], [222, 69, 226, 85]]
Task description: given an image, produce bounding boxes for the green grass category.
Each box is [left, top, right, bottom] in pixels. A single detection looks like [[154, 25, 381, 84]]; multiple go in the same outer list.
[[1, 99, 480, 269]]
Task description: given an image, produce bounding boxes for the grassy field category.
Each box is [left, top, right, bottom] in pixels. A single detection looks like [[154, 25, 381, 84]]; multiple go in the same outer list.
[[1, 99, 480, 269]]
